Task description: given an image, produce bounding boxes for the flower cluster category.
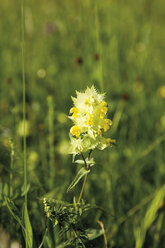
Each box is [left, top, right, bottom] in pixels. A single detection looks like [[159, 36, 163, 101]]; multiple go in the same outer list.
[[69, 86, 115, 155], [43, 198, 52, 218]]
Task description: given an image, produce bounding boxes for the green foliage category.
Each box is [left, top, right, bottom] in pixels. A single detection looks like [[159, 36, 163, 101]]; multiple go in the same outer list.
[[67, 167, 90, 192], [135, 185, 165, 248], [23, 204, 33, 248], [5, 198, 25, 232], [43, 198, 104, 247], [0, 0, 165, 247]]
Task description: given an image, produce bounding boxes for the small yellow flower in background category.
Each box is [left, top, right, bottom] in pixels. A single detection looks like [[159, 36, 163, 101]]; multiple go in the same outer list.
[[160, 114, 165, 129], [57, 112, 68, 124], [68, 85, 115, 155], [57, 140, 71, 155], [37, 68, 46, 78], [159, 85, 165, 98], [28, 151, 39, 166], [3, 138, 10, 147], [17, 120, 30, 137]]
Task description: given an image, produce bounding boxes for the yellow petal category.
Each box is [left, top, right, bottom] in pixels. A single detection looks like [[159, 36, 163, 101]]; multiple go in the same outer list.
[[86, 113, 93, 126], [70, 125, 80, 138], [70, 107, 79, 118]]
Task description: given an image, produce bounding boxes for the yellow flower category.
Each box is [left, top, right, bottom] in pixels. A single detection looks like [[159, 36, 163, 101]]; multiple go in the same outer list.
[[68, 86, 114, 154], [70, 107, 79, 118], [70, 125, 80, 138], [86, 113, 93, 126], [106, 138, 115, 147], [99, 101, 108, 119], [103, 119, 112, 132], [101, 101, 108, 107], [159, 85, 165, 98], [17, 120, 30, 137], [97, 129, 102, 136]]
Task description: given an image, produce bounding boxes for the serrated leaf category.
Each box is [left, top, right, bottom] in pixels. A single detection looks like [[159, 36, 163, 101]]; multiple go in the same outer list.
[[67, 167, 90, 192], [135, 184, 165, 248], [23, 204, 33, 248]]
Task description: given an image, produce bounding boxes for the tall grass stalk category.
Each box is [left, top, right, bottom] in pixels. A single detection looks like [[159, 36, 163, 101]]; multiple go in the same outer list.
[[9, 139, 14, 197], [47, 96, 55, 188], [21, 0, 28, 246], [95, 3, 104, 91]]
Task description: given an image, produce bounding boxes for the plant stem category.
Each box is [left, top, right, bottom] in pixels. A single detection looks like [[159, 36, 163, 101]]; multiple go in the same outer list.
[[97, 220, 108, 248], [47, 96, 55, 188], [81, 153, 88, 170], [21, 0, 27, 202], [94, 3, 104, 91], [78, 174, 88, 204], [21, 0, 28, 246], [73, 230, 86, 248], [9, 139, 14, 197], [78, 151, 93, 203]]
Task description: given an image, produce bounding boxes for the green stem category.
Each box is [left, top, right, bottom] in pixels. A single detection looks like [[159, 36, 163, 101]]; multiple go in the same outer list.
[[94, 3, 104, 91], [21, 0, 27, 199], [47, 96, 55, 188], [9, 139, 14, 197], [73, 229, 86, 248], [81, 153, 88, 170], [78, 151, 93, 203], [78, 174, 88, 204], [21, 0, 28, 246]]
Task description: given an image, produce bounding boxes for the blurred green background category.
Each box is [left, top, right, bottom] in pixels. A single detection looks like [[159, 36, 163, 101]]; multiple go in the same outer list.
[[0, 0, 165, 247]]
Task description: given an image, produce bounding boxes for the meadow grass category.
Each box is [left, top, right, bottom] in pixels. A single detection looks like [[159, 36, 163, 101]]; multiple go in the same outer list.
[[0, 0, 165, 247]]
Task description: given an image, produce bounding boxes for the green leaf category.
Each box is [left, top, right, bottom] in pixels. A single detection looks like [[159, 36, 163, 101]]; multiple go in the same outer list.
[[135, 184, 165, 248], [75, 158, 95, 167], [67, 167, 90, 192], [38, 228, 53, 248], [21, 184, 30, 196], [72, 153, 76, 163], [5, 198, 25, 232], [3, 183, 9, 197], [23, 204, 33, 248], [75, 159, 84, 164], [86, 228, 104, 240]]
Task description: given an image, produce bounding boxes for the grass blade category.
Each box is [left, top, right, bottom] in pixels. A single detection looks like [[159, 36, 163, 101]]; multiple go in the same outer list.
[[135, 184, 165, 248], [23, 203, 33, 248]]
